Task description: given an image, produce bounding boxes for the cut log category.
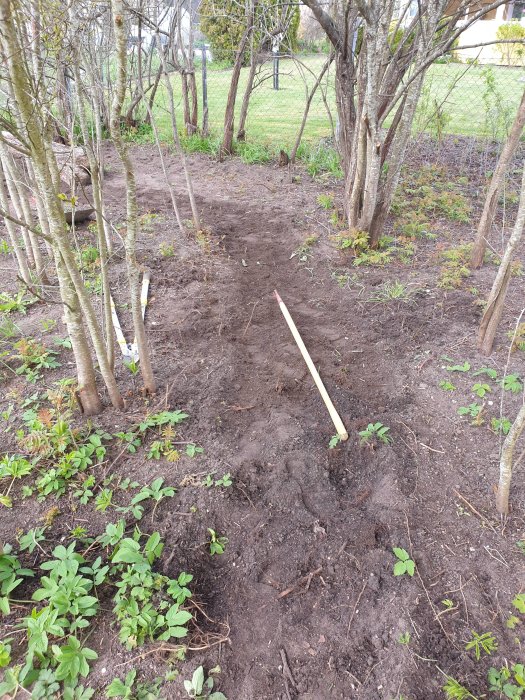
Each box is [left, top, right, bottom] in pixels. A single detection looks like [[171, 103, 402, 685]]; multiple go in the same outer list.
[[1, 131, 91, 187]]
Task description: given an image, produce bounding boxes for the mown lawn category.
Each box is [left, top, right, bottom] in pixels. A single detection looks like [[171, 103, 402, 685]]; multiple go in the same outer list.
[[149, 55, 524, 148]]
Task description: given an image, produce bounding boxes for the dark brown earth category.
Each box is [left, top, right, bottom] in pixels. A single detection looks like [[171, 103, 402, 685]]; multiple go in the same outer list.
[[1, 137, 524, 699]]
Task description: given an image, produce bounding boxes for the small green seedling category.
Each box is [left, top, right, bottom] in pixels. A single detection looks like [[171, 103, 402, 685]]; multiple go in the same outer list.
[[472, 383, 490, 398], [488, 663, 525, 698], [317, 193, 334, 209], [183, 665, 227, 699], [472, 367, 497, 379], [124, 358, 139, 375], [457, 403, 482, 418], [359, 422, 391, 446], [502, 373, 523, 394], [106, 669, 136, 698], [465, 631, 498, 660], [208, 529, 227, 556], [445, 360, 470, 372], [186, 444, 204, 458], [398, 632, 411, 645], [491, 417, 511, 435], [392, 547, 415, 577], [439, 380, 456, 391], [329, 435, 342, 449], [442, 677, 477, 699]]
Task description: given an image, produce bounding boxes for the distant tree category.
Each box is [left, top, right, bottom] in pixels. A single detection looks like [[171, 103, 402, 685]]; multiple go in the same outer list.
[[496, 21, 525, 66], [200, 0, 299, 64]]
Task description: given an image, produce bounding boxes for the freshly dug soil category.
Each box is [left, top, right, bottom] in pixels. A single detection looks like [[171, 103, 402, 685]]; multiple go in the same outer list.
[[0, 137, 524, 699]]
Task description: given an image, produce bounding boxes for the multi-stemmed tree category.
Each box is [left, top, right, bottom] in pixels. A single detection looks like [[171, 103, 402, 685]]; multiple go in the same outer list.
[[301, 0, 507, 246]]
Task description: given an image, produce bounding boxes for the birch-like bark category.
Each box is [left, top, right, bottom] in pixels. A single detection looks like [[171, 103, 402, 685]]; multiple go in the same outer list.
[[497, 402, 525, 514], [0, 0, 124, 411], [0, 160, 32, 284], [471, 87, 525, 268], [478, 162, 525, 356], [110, 0, 156, 394], [71, 56, 116, 372], [158, 37, 201, 232]]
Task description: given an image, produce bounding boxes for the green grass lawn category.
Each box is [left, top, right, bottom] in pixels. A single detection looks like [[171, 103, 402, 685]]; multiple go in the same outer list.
[[148, 55, 525, 149]]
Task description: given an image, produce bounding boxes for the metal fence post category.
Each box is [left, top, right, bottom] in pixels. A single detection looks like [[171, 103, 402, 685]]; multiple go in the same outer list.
[[201, 44, 209, 136], [273, 50, 279, 90]]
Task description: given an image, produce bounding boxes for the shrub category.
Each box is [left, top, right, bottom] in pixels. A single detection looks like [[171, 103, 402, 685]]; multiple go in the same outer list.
[[496, 22, 525, 66]]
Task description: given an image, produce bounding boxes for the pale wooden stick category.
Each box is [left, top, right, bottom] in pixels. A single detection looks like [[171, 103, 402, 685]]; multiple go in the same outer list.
[[274, 290, 348, 441]]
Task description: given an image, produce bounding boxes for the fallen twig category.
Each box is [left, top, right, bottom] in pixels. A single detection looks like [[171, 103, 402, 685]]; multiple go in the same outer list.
[[453, 489, 497, 533], [346, 580, 367, 637], [278, 567, 322, 599]]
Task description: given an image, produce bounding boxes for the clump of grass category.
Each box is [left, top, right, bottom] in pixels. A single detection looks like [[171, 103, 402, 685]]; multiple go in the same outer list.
[[180, 133, 221, 156], [122, 121, 155, 144], [235, 141, 273, 164], [296, 142, 343, 178]]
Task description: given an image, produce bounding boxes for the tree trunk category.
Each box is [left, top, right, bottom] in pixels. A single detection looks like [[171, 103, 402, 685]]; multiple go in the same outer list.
[[220, 4, 256, 158], [53, 246, 104, 415], [159, 39, 201, 232], [471, 87, 525, 268], [497, 402, 525, 514], [111, 0, 156, 395], [290, 55, 333, 163], [71, 56, 116, 372], [0, 0, 124, 411], [237, 36, 258, 142], [478, 161, 525, 355], [0, 161, 32, 284]]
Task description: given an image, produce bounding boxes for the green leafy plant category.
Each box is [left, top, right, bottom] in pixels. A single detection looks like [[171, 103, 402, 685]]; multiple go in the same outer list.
[[392, 547, 415, 577], [502, 374, 523, 394], [442, 677, 478, 699], [491, 417, 512, 435], [359, 422, 391, 446], [457, 403, 483, 418], [111, 531, 193, 650], [488, 663, 525, 698], [398, 632, 411, 645], [185, 444, 204, 458], [183, 666, 227, 700], [106, 670, 137, 698], [52, 636, 98, 683], [465, 631, 498, 661], [12, 338, 61, 382], [472, 383, 491, 398], [317, 193, 334, 209], [127, 478, 175, 520], [329, 435, 342, 449], [124, 358, 140, 375], [208, 529, 228, 556], [18, 526, 46, 554], [439, 380, 456, 391], [472, 367, 497, 379], [0, 544, 34, 614], [445, 360, 470, 372], [0, 290, 35, 314]]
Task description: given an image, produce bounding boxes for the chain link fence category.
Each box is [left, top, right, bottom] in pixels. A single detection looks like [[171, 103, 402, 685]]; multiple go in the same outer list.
[[152, 49, 525, 151]]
